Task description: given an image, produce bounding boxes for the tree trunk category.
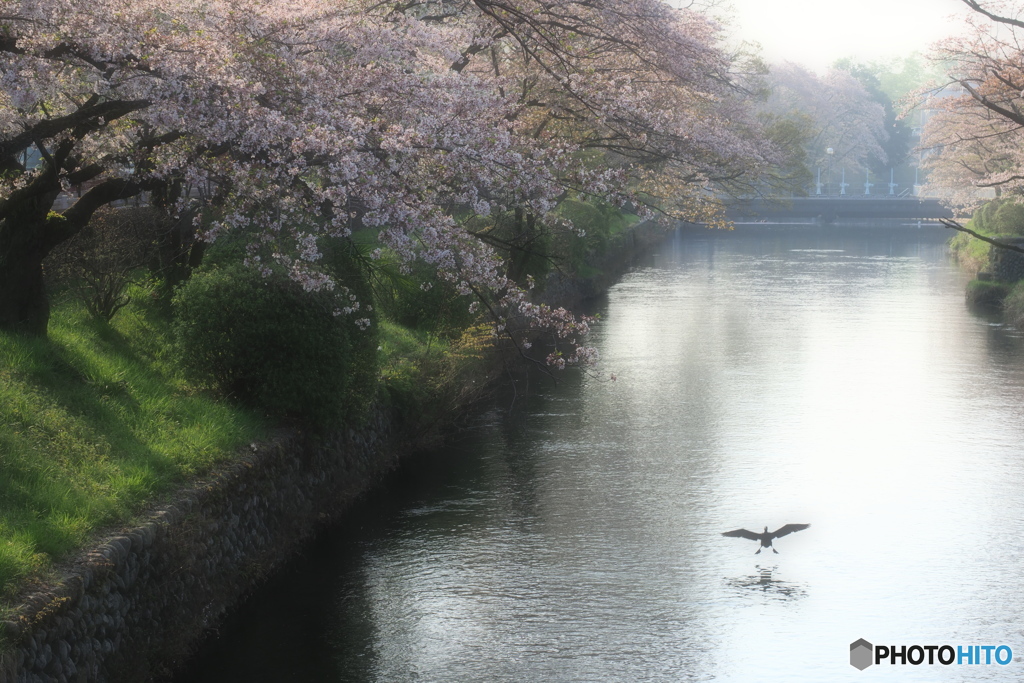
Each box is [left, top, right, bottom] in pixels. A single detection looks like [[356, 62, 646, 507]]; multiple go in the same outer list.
[[0, 244, 50, 335], [1, 177, 146, 336], [0, 191, 60, 336]]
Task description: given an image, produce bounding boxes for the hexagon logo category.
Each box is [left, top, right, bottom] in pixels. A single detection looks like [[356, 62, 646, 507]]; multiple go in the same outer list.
[[850, 638, 873, 670]]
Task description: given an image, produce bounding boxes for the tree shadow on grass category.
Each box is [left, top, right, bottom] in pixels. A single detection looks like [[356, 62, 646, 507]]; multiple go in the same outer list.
[[0, 310, 263, 595]]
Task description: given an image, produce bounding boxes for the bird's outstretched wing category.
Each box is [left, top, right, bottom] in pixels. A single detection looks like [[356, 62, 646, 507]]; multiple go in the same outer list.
[[770, 523, 810, 539], [722, 528, 760, 541]]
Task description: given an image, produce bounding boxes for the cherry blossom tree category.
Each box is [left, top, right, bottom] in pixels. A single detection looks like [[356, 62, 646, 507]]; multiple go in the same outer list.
[[0, 0, 547, 337], [921, 1, 1024, 210], [760, 63, 888, 184], [0, 0, 775, 370], [417, 0, 776, 221], [833, 59, 913, 174]]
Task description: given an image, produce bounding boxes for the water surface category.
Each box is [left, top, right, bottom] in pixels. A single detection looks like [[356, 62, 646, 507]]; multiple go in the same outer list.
[[181, 225, 1024, 681]]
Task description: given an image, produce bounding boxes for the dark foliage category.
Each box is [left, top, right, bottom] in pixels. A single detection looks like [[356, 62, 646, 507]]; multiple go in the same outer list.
[[172, 263, 378, 428]]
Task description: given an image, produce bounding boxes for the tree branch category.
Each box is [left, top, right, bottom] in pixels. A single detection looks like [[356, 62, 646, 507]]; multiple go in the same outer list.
[[940, 217, 1024, 254], [960, 0, 1024, 30], [960, 80, 1024, 128], [51, 178, 149, 248], [0, 98, 151, 160]]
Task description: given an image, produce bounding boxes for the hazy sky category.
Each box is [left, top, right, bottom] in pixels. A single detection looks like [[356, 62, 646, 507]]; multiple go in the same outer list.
[[718, 0, 973, 72]]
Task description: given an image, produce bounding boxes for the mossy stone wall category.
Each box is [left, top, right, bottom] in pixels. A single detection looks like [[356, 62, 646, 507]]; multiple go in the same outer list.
[[988, 238, 1024, 283], [0, 411, 405, 682]]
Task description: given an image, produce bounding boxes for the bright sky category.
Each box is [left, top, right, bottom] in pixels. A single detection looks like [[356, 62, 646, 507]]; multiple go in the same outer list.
[[716, 0, 973, 72]]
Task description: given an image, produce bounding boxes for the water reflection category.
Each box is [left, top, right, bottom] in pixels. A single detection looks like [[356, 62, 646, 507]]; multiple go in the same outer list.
[[724, 565, 808, 602]]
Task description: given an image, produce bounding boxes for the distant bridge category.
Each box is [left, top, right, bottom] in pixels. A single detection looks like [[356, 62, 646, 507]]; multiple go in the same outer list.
[[725, 197, 953, 223]]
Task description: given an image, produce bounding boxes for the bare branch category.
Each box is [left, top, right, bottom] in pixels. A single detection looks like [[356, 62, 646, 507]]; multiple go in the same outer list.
[[960, 0, 1024, 30], [940, 218, 1024, 253]]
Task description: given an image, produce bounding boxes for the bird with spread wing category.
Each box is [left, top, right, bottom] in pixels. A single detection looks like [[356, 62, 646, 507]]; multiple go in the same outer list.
[[722, 524, 810, 554]]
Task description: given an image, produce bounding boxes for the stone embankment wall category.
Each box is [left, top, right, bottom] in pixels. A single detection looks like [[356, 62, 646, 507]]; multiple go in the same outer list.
[[987, 238, 1024, 282], [0, 411, 407, 682]]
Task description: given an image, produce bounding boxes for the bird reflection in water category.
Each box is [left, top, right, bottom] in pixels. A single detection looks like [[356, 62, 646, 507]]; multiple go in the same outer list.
[[725, 565, 807, 602]]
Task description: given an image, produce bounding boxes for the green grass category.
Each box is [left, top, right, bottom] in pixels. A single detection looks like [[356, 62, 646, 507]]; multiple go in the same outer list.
[[947, 221, 1020, 274], [376, 318, 493, 428], [377, 319, 453, 413], [949, 226, 992, 272], [965, 279, 1010, 306], [0, 286, 266, 606], [1004, 281, 1024, 325], [610, 208, 641, 235], [0, 296, 485, 616]]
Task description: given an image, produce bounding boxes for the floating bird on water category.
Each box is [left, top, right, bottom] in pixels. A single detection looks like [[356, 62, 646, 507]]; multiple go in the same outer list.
[[722, 524, 810, 554]]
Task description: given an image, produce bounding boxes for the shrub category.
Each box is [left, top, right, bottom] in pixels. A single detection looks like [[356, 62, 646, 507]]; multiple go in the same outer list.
[[384, 263, 478, 338], [966, 279, 1010, 307], [172, 264, 377, 427], [971, 204, 988, 232], [992, 201, 1024, 236], [978, 199, 1003, 232], [45, 206, 170, 321], [1004, 281, 1024, 326]]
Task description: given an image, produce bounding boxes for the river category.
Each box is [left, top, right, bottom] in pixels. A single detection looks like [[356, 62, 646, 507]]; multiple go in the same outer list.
[[177, 224, 1024, 681]]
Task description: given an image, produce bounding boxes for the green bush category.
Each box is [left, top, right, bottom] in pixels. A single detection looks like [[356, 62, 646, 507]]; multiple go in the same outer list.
[[972, 204, 987, 232], [172, 264, 377, 427], [1004, 281, 1024, 325], [966, 279, 1010, 307], [993, 201, 1024, 236], [386, 267, 477, 338], [553, 199, 636, 277], [45, 206, 169, 321], [978, 199, 1003, 232]]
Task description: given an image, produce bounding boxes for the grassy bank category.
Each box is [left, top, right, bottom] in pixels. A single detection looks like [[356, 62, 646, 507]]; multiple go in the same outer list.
[[948, 199, 1024, 274], [946, 206, 1024, 309], [0, 289, 268, 609], [0, 291, 499, 616], [948, 227, 993, 274], [965, 279, 1011, 307], [1004, 281, 1024, 327], [376, 318, 498, 436]]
